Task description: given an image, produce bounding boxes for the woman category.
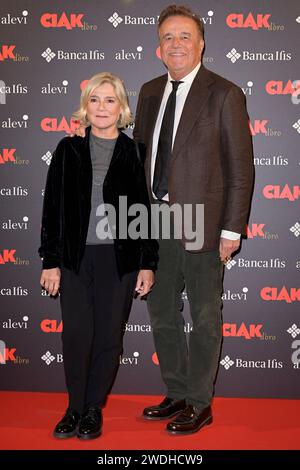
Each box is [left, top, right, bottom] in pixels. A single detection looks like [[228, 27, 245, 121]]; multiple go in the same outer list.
[[39, 72, 158, 440]]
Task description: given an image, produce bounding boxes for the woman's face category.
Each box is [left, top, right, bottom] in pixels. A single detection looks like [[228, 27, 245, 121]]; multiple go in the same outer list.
[[86, 82, 122, 137]]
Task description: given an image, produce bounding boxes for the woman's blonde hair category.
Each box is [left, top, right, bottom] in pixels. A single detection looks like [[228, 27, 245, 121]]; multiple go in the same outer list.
[[73, 72, 133, 128]]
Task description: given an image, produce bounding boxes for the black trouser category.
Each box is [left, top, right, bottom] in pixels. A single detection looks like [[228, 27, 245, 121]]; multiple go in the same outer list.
[[147, 237, 224, 409], [60, 245, 137, 414]]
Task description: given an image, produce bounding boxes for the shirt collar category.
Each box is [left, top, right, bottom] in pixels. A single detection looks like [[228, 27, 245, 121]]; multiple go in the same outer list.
[[167, 62, 201, 87]]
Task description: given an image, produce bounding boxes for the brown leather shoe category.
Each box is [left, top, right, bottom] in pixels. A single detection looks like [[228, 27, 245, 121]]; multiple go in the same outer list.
[[166, 405, 212, 435], [143, 397, 186, 420]]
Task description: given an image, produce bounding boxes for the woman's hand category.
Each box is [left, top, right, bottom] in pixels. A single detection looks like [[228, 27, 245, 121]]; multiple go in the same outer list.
[[40, 268, 61, 296], [135, 270, 154, 298]]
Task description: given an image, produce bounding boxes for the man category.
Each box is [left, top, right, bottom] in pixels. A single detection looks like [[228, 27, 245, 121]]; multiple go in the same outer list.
[[133, 5, 254, 435]]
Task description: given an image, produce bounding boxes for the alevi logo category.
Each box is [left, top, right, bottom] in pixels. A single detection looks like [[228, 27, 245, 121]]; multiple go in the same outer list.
[[223, 323, 263, 339], [263, 185, 300, 201], [260, 287, 300, 303], [1, 10, 28, 25], [120, 352, 139, 365], [40, 319, 63, 333], [41, 80, 68, 95], [1, 115, 29, 129], [40, 117, 79, 133], [1, 316, 29, 329], [226, 13, 271, 30], [222, 287, 248, 301], [220, 355, 283, 370], [2, 216, 28, 230], [40, 12, 84, 29], [241, 81, 253, 96], [114, 46, 143, 61]]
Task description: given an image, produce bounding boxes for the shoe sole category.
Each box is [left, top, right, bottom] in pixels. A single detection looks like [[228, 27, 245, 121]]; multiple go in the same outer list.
[[142, 409, 184, 421], [166, 416, 213, 435], [77, 430, 102, 440], [53, 429, 78, 439]]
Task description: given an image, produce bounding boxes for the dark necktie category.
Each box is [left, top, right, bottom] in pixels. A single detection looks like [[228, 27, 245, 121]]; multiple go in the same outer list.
[[153, 80, 183, 200]]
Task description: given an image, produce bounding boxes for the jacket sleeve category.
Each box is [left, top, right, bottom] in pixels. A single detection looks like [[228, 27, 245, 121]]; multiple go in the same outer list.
[[134, 143, 159, 272], [220, 86, 254, 235], [38, 139, 65, 269]]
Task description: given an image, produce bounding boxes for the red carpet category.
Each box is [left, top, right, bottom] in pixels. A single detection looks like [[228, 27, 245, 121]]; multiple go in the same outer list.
[[0, 392, 299, 450]]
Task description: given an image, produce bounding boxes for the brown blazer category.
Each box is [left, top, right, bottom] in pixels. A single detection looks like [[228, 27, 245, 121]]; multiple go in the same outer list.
[[133, 65, 254, 252]]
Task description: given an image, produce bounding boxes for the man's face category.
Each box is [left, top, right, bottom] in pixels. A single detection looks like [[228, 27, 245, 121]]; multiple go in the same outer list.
[[159, 15, 204, 80]]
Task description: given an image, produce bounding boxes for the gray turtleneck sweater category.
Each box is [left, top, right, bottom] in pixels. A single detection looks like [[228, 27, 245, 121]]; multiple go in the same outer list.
[[86, 132, 117, 245]]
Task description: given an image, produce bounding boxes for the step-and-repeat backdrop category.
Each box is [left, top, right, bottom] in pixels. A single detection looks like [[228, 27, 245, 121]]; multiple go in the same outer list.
[[1, 0, 299, 399]]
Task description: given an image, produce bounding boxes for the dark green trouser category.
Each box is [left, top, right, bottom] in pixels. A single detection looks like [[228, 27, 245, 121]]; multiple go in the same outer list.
[[147, 237, 224, 409]]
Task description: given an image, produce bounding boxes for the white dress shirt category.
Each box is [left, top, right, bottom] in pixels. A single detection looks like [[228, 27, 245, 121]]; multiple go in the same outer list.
[[151, 62, 240, 241]]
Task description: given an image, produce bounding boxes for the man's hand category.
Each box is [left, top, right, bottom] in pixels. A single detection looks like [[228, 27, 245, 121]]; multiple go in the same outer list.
[[135, 270, 154, 297], [74, 125, 86, 137], [219, 238, 240, 263], [40, 268, 61, 296], [67, 124, 86, 137]]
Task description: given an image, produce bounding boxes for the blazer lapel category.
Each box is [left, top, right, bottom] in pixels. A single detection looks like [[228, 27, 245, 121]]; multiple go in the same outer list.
[[172, 66, 214, 158]]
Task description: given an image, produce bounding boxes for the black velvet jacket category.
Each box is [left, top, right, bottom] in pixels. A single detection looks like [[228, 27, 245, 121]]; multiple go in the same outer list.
[[39, 127, 158, 276]]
